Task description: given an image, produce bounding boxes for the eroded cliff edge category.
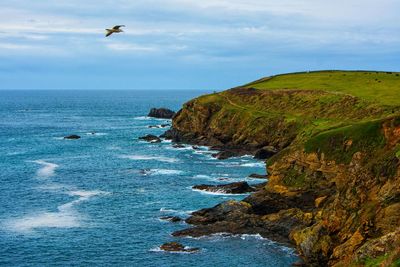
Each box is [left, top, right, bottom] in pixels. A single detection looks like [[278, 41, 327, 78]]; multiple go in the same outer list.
[[164, 71, 400, 266]]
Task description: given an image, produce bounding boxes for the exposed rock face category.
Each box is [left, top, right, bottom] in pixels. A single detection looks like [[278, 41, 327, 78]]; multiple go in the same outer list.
[[64, 135, 81, 139], [138, 134, 161, 143], [159, 242, 199, 253], [148, 108, 176, 119], [192, 182, 255, 194], [166, 86, 400, 266]]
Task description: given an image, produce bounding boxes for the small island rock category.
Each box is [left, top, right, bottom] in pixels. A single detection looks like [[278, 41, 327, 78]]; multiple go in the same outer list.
[[193, 181, 255, 194], [148, 108, 176, 119], [159, 242, 199, 253], [139, 134, 161, 143], [64, 135, 81, 140]]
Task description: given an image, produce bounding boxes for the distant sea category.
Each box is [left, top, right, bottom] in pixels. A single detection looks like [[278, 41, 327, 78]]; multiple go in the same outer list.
[[0, 90, 298, 266]]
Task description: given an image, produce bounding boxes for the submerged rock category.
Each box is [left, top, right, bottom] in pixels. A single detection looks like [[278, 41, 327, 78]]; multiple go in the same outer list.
[[138, 134, 161, 143], [192, 181, 255, 194], [160, 216, 182, 223], [172, 144, 186, 148], [159, 242, 199, 253], [64, 134, 81, 140], [148, 108, 175, 119]]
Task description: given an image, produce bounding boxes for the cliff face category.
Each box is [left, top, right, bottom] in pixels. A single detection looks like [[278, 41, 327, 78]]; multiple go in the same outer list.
[[166, 71, 400, 266]]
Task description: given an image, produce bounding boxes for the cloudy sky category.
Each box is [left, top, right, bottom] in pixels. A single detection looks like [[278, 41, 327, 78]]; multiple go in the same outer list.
[[0, 0, 399, 90]]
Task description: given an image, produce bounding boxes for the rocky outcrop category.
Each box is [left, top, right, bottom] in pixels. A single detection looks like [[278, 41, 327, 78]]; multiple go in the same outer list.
[[160, 216, 182, 222], [148, 108, 175, 119], [138, 134, 161, 143], [166, 84, 400, 266], [159, 242, 199, 253], [64, 134, 81, 139], [192, 181, 255, 194]]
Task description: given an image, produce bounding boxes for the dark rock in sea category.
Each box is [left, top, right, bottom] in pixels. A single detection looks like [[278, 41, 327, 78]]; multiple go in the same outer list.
[[139, 168, 151, 175], [64, 135, 81, 140], [159, 242, 199, 253], [173, 198, 313, 245], [160, 216, 182, 223], [248, 173, 268, 179], [192, 146, 199, 150], [254, 146, 277, 160], [173, 144, 186, 148], [212, 150, 236, 160], [192, 181, 255, 194], [148, 108, 176, 119], [139, 134, 161, 143]]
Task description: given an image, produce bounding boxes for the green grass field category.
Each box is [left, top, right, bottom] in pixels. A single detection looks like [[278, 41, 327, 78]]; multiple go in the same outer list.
[[245, 70, 400, 106]]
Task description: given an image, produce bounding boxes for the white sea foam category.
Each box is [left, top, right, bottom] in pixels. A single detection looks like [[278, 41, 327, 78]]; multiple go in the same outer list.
[[191, 187, 250, 196], [85, 132, 108, 136], [5, 210, 81, 233], [193, 174, 212, 179], [134, 116, 171, 121], [240, 162, 265, 167], [4, 189, 109, 234], [159, 208, 192, 216], [31, 160, 59, 178], [149, 169, 184, 175], [149, 247, 200, 254], [215, 161, 265, 168], [119, 155, 179, 163]]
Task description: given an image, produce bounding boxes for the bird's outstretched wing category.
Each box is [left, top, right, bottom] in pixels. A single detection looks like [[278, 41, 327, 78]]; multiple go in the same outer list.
[[113, 25, 125, 30], [105, 31, 113, 37]]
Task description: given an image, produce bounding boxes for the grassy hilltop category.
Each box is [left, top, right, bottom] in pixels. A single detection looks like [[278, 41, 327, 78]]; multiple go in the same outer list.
[[169, 70, 400, 266], [246, 70, 400, 106]]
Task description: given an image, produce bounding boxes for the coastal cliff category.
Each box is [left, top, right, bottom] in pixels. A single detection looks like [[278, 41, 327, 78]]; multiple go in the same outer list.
[[165, 71, 400, 266]]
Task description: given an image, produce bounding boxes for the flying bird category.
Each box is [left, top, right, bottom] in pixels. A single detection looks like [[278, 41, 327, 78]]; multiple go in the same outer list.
[[105, 25, 125, 37]]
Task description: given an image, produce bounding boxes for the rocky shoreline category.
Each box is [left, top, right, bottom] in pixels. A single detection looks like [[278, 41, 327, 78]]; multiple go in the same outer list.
[[152, 72, 400, 267]]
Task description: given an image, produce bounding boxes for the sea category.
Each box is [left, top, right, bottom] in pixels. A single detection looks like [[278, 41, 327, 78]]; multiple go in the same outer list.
[[0, 90, 299, 266]]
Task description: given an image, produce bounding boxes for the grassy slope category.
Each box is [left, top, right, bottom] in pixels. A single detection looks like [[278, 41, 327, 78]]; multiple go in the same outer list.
[[190, 70, 400, 164], [245, 70, 400, 106]]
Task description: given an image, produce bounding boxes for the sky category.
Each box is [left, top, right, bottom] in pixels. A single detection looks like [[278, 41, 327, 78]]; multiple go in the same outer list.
[[0, 0, 399, 90]]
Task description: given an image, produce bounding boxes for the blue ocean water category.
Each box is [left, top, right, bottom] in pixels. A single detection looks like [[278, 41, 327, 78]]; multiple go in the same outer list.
[[0, 90, 298, 266]]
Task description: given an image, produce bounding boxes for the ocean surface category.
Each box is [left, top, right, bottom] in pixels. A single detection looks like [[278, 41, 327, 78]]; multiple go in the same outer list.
[[0, 90, 299, 266]]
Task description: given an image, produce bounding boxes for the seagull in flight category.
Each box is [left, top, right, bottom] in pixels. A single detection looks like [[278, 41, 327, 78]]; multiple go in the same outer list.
[[105, 25, 125, 37]]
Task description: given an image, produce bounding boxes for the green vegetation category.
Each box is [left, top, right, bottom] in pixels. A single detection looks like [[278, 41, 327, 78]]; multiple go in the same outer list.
[[246, 70, 400, 106], [304, 119, 386, 164], [362, 254, 389, 267], [282, 168, 307, 188]]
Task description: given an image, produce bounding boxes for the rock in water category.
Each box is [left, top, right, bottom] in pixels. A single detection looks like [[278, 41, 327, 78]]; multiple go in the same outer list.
[[64, 134, 81, 140], [172, 144, 186, 148], [192, 181, 255, 194], [148, 108, 175, 119], [212, 150, 237, 160], [138, 134, 161, 143], [160, 216, 182, 222], [159, 242, 199, 253]]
